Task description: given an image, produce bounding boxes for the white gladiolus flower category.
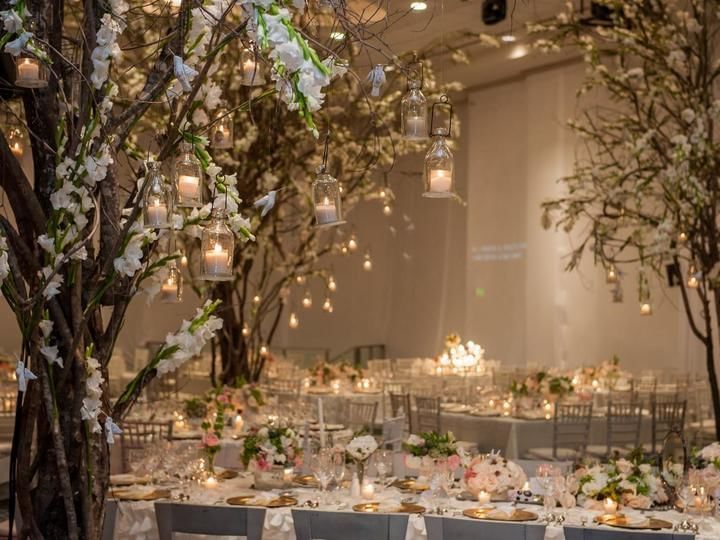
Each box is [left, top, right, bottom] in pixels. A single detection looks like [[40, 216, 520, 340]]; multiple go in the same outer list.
[[39, 319, 53, 339], [40, 345, 63, 368], [1, 9, 23, 33], [4, 31, 31, 56]]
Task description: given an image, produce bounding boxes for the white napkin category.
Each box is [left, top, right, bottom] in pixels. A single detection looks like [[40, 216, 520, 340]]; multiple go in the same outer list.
[[544, 524, 565, 540], [266, 507, 294, 533], [128, 516, 153, 539], [406, 513, 426, 539]]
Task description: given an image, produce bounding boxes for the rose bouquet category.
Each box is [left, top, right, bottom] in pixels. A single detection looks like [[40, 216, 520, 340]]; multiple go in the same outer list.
[[403, 432, 461, 471], [345, 434, 378, 483], [240, 420, 302, 472], [462, 451, 527, 497], [574, 456, 668, 509]]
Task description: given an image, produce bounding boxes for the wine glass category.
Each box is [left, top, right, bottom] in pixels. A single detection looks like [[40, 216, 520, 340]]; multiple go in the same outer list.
[[536, 464, 560, 519], [374, 449, 393, 488], [676, 474, 696, 528], [332, 449, 347, 503], [311, 448, 335, 503]]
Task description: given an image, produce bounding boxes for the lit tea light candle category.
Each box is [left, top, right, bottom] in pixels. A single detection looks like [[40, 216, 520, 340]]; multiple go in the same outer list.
[[178, 174, 200, 200], [428, 169, 451, 193], [146, 199, 168, 227], [204, 243, 229, 274], [405, 115, 426, 138], [331, 379, 341, 394], [233, 414, 244, 433], [361, 481, 375, 499], [283, 467, 294, 485], [18, 58, 39, 81], [477, 490, 491, 505], [160, 277, 178, 298], [603, 497, 617, 514], [205, 476, 218, 488], [315, 197, 338, 225], [10, 141, 22, 157], [522, 481, 530, 492]]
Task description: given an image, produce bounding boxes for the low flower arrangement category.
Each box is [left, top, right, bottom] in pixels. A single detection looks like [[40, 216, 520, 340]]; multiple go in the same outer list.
[[184, 397, 208, 421], [573, 456, 668, 509], [403, 432, 461, 470], [691, 442, 720, 491], [462, 451, 527, 497], [308, 360, 363, 386], [240, 420, 302, 472], [510, 371, 574, 401], [574, 356, 631, 391]]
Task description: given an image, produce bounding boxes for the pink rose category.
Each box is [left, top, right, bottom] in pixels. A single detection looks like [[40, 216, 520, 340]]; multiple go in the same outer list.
[[202, 432, 220, 447]]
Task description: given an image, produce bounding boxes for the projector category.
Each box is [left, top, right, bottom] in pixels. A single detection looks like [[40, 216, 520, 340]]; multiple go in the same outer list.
[[482, 0, 506, 25]]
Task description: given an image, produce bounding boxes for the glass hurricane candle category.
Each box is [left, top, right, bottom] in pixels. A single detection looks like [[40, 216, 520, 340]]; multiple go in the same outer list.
[[201, 209, 235, 281], [7, 127, 24, 158], [240, 46, 265, 86], [16, 51, 48, 89], [211, 110, 234, 149], [312, 171, 345, 227], [423, 130, 454, 198], [160, 264, 183, 303], [174, 142, 203, 208], [142, 161, 172, 229], [401, 80, 428, 141]]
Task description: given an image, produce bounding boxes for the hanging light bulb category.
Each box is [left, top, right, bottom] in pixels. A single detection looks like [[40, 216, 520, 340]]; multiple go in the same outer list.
[[15, 46, 48, 89], [302, 290, 313, 308], [160, 263, 183, 303], [322, 296, 333, 312], [242, 324, 250, 337], [7, 126, 24, 158], [142, 160, 173, 229], [211, 109, 234, 149], [638, 271, 652, 316], [687, 264, 700, 289], [252, 294, 261, 305], [423, 95, 455, 198], [363, 251, 373, 272], [347, 233, 358, 252], [240, 44, 265, 86], [328, 276, 337, 292], [200, 208, 235, 281], [401, 59, 428, 141], [312, 134, 345, 228], [289, 312, 299, 329], [296, 275, 307, 285], [174, 142, 204, 208], [605, 264, 618, 284]]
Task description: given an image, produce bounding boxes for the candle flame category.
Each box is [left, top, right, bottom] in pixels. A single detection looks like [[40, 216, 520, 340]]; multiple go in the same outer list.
[[213, 243, 222, 253]]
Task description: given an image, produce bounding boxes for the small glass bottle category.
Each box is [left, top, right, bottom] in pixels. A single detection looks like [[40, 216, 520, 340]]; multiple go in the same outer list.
[[201, 208, 235, 281], [174, 142, 203, 208], [143, 161, 172, 229], [423, 130, 454, 198]]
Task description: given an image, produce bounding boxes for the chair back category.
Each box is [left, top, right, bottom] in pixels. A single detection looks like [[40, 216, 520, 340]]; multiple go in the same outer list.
[[292, 509, 408, 540], [155, 502, 266, 539], [425, 515, 546, 540], [651, 398, 687, 453], [606, 400, 643, 455], [414, 395, 441, 433], [120, 420, 173, 472], [382, 416, 405, 451], [389, 392, 410, 417], [102, 499, 118, 540], [552, 403, 593, 459], [562, 525, 691, 539], [348, 401, 378, 432]]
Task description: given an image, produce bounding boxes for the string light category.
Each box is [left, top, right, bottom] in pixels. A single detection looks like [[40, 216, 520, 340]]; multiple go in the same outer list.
[[302, 290, 313, 308], [289, 312, 299, 329]]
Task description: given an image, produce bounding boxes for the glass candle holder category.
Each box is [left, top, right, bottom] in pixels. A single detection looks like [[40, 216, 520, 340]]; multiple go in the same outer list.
[[423, 130, 454, 198], [160, 264, 183, 303], [211, 110, 234, 149], [143, 161, 172, 229], [401, 82, 428, 141], [312, 171, 345, 228], [16, 52, 48, 89], [174, 142, 203, 208], [240, 46, 265, 87], [7, 126, 24, 158], [201, 209, 235, 281]]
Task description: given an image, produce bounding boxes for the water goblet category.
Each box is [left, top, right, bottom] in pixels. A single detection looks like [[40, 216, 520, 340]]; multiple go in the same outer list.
[[311, 448, 335, 504]]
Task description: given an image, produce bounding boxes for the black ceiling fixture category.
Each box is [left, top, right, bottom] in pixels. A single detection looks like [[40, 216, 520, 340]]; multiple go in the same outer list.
[[481, 0, 506, 25]]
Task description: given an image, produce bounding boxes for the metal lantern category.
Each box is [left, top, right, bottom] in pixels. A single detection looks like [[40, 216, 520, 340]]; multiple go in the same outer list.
[[240, 45, 265, 86], [201, 208, 235, 281], [142, 160, 172, 229], [174, 142, 203, 208], [16, 49, 48, 89], [312, 133, 345, 228], [401, 60, 428, 141], [211, 110, 234, 149], [160, 263, 183, 303], [423, 95, 454, 198]]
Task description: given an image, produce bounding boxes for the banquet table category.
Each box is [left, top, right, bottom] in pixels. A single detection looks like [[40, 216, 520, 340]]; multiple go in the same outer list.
[[109, 474, 717, 540], [439, 413, 652, 460]]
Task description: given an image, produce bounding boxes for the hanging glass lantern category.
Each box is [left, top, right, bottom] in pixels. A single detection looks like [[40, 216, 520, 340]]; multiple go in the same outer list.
[[160, 263, 183, 303], [174, 142, 203, 208], [605, 264, 618, 284], [302, 290, 312, 308], [638, 272, 652, 316], [201, 208, 235, 281], [289, 312, 299, 329], [312, 133, 345, 228], [347, 233, 358, 252], [363, 251, 373, 271], [687, 264, 700, 289], [242, 324, 250, 337], [142, 160, 172, 229], [15, 47, 48, 89], [241, 45, 265, 86], [401, 60, 428, 141], [423, 95, 454, 198], [7, 126, 24, 158], [252, 294, 261, 305], [296, 275, 306, 285], [328, 276, 337, 292], [211, 109, 234, 149], [322, 296, 333, 312]]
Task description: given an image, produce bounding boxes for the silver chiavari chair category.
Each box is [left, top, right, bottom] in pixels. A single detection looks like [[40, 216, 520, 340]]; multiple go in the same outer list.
[[155, 502, 266, 540], [347, 401, 378, 433], [586, 400, 643, 458], [119, 420, 173, 472], [293, 509, 409, 540], [526, 403, 593, 461]]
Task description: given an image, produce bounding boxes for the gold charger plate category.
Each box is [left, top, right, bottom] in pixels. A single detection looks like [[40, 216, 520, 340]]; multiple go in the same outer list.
[[217, 469, 239, 480], [462, 508, 538, 522], [595, 514, 672, 530], [391, 478, 429, 493], [110, 488, 171, 501], [110, 474, 151, 486], [226, 495, 298, 508], [352, 502, 425, 514], [293, 475, 319, 487]]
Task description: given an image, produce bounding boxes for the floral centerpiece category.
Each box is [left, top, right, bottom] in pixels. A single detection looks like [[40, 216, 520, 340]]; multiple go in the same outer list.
[[184, 397, 208, 424], [199, 386, 236, 474], [573, 456, 668, 509], [574, 356, 632, 392], [308, 360, 363, 387], [241, 420, 301, 489], [345, 435, 378, 483], [437, 333, 486, 373], [510, 371, 574, 402], [462, 451, 527, 498], [404, 432, 461, 471], [691, 442, 720, 492]]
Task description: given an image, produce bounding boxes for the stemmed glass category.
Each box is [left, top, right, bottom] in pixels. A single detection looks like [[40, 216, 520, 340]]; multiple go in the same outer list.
[[311, 448, 335, 504], [374, 450, 393, 489], [332, 449, 347, 504], [536, 464, 560, 519]]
